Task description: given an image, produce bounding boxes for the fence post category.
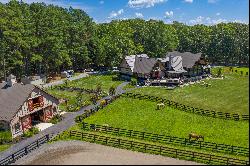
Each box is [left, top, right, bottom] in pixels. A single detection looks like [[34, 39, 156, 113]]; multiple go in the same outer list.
[[93, 135, 96, 142], [144, 143, 147, 152], [46, 135, 50, 142], [82, 132, 84, 140], [184, 138, 187, 145], [130, 141, 133, 149], [209, 154, 212, 164], [176, 149, 178, 158], [106, 137, 108, 145], [142, 132, 145, 139], [37, 140, 39, 147], [118, 138, 120, 147], [199, 141, 202, 149], [69, 131, 72, 138], [159, 146, 162, 154], [227, 158, 229, 165], [12, 154, 15, 161], [25, 147, 28, 155], [231, 145, 234, 153]]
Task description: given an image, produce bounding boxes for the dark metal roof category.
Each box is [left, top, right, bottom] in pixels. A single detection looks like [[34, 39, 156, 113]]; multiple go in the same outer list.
[[133, 56, 157, 74], [166, 51, 202, 69]]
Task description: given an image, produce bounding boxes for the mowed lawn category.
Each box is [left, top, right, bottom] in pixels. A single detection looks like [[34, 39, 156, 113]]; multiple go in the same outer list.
[[132, 73, 249, 115], [46, 89, 91, 111], [84, 98, 249, 147], [66, 74, 124, 92]]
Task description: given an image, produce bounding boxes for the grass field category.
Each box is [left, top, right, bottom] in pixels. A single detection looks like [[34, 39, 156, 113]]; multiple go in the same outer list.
[[0, 144, 11, 152], [66, 74, 124, 92], [83, 97, 249, 147], [46, 89, 91, 111], [132, 73, 249, 115]]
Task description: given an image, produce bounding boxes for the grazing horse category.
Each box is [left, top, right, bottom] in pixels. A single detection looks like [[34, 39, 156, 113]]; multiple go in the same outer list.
[[189, 133, 204, 141], [156, 103, 165, 110]]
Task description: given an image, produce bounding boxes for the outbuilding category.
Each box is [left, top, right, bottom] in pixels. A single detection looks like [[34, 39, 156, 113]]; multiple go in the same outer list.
[[0, 75, 59, 138]]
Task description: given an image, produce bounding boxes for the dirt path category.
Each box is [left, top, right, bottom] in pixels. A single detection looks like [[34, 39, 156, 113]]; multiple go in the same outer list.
[[15, 141, 201, 165]]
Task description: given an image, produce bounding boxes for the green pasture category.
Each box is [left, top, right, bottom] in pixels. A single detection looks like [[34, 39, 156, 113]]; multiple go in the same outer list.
[[66, 74, 124, 92], [84, 97, 249, 147], [132, 73, 249, 115], [46, 89, 91, 111]]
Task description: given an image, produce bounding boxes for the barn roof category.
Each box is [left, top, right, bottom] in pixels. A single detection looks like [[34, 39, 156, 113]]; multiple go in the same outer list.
[[0, 83, 58, 122]]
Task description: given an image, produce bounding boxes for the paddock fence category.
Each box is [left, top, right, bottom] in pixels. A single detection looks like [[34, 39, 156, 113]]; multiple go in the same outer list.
[[122, 92, 249, 121], [0, 134, 52, 165], [77, 122, 248, 157], [51, 130, 249, 165]]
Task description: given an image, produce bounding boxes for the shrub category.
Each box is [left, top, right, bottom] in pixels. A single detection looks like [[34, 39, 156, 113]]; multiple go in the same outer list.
[[130, 78, 137, 86], [49, 114, 63, 124], [0, 131, 12, 144], [23, 127, 39, 138]]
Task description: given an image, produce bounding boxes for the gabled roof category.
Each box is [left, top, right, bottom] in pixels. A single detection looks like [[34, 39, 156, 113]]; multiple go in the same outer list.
[[165, 51, 202, 69], [123, 54, 149, 72], [0, 83, 58, 122], [133, 56, 157, 74]]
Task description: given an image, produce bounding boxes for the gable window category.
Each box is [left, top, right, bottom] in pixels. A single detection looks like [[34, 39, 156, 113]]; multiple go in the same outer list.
[[28, 96, 44, 111]]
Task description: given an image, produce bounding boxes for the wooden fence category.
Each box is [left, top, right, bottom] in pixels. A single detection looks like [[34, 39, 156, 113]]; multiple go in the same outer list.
[[0, 135, 51, 165], [122, 92, 249, 121], [80, 122, 249, 157], [53, 130, 249, 165]]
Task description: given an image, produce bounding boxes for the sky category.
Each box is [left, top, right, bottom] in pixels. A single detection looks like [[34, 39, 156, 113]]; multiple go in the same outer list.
[[0, 0, 249, 25]]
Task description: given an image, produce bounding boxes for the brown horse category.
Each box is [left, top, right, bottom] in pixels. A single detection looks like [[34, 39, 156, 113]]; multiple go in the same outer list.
[[189, 133, 204, 141]]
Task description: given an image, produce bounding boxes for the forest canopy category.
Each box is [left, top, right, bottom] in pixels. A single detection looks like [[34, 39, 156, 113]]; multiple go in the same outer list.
[[0, 0, 249, 79]]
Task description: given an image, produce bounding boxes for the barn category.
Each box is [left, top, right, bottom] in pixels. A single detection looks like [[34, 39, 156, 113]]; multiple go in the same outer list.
[[0, 75, 59, 138]]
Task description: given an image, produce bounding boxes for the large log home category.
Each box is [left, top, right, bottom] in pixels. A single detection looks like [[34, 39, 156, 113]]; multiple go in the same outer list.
[[0, 75, 59, 138]]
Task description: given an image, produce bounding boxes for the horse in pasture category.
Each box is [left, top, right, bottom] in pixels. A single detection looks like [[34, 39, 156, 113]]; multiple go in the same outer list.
[[189, 133, 204, 141], [156, 103, 165, 110]]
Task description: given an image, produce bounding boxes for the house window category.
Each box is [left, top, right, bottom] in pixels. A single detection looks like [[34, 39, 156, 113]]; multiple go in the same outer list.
[[13, 123, 21, 134]]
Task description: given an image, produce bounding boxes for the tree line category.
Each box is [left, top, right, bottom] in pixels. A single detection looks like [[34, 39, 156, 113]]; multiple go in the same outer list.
[[0, 0, 249, 80]]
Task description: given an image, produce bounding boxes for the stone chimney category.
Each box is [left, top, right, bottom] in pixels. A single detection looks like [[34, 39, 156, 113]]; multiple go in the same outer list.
[[7, 74, 17, 87]]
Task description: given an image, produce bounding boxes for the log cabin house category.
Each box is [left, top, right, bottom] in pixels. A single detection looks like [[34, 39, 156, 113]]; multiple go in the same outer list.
[[0, 75, 59, 138]]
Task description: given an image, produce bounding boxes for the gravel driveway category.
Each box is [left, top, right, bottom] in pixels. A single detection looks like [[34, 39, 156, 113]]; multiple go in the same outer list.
[[14, 141, 201, 165]]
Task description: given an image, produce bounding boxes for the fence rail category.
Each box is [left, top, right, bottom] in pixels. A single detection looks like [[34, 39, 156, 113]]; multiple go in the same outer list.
[[79, 122, 249, 157], [0, 135, 51, 165], [122, 92, 249, 121], [53, 130, 249, 165]]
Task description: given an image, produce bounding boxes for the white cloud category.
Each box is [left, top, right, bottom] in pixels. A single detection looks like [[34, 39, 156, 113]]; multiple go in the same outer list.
[[135, 12, 144, 18], [189, 16, 227, 25], [164, 11, 173, 19], [108, 9, 124, 19], [128, 0, 167, 8], [216, 12, 221, 16], [184, 0, 193, 3], [100, 1, 104, 4], [208, 0, 217, 3]]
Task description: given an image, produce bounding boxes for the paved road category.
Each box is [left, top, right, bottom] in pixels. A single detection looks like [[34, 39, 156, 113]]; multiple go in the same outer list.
[[0, 82, 130, 161], [41, 73, 89, 88]]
